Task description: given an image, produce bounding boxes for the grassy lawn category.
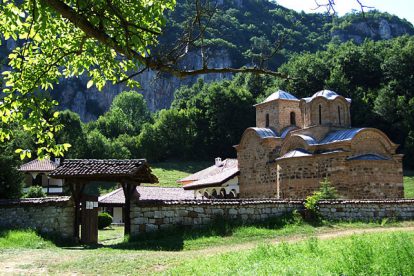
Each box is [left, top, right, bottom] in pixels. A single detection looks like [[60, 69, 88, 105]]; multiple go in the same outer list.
[[169, 231, 414, 275], [149, 160, 211, 187], [1, 219, 414, 275], [405, 170, 414, 198]]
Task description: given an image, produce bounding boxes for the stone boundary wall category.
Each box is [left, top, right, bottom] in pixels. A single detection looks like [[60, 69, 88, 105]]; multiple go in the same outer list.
[[0, 197, 74, 238], [131, 199, 414, 236], [318, 199, 414, 221], [131, 199, 304, 235]]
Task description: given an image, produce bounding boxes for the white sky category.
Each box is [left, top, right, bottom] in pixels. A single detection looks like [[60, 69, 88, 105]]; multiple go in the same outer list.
[[275, 0, 414, 25]]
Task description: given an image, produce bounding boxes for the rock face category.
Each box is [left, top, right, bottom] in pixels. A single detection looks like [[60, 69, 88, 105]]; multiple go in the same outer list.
[[53, 50, 232, 121], [331, 18, 411, 44]]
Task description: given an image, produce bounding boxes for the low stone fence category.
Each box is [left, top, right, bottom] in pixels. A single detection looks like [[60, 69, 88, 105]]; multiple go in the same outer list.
[[318, 199, 414, 221], [0, 197, 74, 238], [131, 199, 414, 236], [131, 199, 303, 235]]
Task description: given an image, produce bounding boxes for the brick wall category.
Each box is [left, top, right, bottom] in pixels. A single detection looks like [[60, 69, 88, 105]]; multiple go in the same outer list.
[[0, 197, 74, 237], [130, 199, 414, 236]]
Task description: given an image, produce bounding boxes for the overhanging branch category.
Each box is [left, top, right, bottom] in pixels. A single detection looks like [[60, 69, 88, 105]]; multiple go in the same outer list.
[[40, 0, 287, 79]]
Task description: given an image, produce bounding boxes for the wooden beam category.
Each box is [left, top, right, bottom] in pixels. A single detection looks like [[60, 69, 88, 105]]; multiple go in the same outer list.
[[121, 182, 138, 236]]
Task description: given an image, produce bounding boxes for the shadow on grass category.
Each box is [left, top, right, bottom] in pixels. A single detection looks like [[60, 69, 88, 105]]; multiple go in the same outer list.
[[108, 211, 307, 251]]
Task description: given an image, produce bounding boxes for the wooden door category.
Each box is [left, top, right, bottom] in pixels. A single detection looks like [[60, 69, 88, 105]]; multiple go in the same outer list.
[[81, 195, 98, 244]]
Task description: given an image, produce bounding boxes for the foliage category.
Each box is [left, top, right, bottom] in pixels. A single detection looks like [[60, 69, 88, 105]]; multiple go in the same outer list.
[[0, 130, 32, 199], [0, 149, 23, 199], [98, 212, 113, 230], [304, 178, 338, 220], [1, 0, 412, 158], [55, 110, 87, 158], [0, 0, 175, 157], [404, 172, 414, 198], [276, 36, 414, 168], [91, 91, 151, 139], [23, 186, 46, 198]]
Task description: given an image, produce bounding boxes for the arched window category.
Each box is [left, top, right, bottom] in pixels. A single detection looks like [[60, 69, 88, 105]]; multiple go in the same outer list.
[[338, 106, 341, 125], [265, 114, 269, 128], [318, 105, 322, 125], [290, 112, 296, 126]]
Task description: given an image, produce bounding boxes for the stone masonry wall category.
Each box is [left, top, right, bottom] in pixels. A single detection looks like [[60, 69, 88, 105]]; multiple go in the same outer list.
[[131, 199, 303, 235], [0, 197, 74, 238], [131, 199, 414, 236], [319, 200, 414, 221]]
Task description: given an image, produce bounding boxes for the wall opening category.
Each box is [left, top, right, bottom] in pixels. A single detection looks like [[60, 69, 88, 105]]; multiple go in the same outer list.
[[338, 106, 341, 125], [290, 112, 296, 126], [318, 105, 322, 125], [265, 114, 269, 128]]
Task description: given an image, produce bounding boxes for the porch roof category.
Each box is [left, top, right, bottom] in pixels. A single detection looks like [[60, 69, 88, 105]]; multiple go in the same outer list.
[[49, 159, 158, 184]]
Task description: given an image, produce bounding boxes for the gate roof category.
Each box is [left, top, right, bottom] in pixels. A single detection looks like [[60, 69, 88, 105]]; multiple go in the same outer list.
[[49, 159, 157, 184]]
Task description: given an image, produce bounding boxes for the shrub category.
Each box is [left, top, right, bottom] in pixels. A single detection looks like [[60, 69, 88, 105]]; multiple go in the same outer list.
[[23, 186, 46, 198], [304, 178, 338, 221], [98, 212, 113, 230]]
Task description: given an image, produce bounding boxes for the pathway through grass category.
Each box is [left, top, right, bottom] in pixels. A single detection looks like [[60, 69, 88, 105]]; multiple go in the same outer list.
[[1, 221, 414, 275]]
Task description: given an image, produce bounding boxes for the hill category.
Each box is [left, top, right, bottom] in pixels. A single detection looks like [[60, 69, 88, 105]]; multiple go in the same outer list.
[[1, 0, 413, 121]]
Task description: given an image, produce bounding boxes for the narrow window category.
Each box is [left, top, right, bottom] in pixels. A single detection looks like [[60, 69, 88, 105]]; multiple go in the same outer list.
[[318, 105, 322, 125], [290, 112, 296, 126], [265, 114, 269, 128], [338, 106, 341, 125]]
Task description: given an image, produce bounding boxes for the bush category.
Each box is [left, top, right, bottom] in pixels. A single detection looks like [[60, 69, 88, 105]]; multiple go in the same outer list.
[[304, 178, 338, 221], [23, 186, 46, 198], [98, 212, 113, 230]]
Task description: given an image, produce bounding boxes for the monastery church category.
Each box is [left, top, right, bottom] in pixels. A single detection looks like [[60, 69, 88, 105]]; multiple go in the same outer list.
[[235, 90, 404, 199]]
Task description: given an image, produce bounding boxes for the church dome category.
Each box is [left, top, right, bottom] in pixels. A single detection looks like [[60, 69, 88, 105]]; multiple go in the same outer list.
[[303, 90, 351, 103], [256, 90, 298, 106]]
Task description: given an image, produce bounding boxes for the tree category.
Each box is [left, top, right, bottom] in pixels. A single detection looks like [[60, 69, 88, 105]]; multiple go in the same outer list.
[[0, 130, 33, 198], [55, 110, 87, 158], [0, 0, 288, 157], [94, 107, 134, 139], [137, 108, 198, 161], [110, 91, 152, 134]]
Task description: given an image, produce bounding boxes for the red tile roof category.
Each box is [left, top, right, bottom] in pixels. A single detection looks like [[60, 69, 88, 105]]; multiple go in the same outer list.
[[98, 186, 195, 205], [183, 168, 239, 190], [19, 159, 59, 172], [178, 159, 238, 183]]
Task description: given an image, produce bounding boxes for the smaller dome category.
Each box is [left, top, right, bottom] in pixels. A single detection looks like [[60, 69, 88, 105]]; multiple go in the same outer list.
[[303, 90, 351, 103], [313, 90, 339, 99], [255, 90, 298, 106]]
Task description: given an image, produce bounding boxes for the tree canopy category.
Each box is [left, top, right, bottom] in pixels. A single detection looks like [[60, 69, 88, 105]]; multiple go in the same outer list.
[[0, 0, 175, 158]]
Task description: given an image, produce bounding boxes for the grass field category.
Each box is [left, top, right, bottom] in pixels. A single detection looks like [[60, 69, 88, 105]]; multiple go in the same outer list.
[[149, 160, 211, 187], [1, 220, 414, 274], [404, 170, 414, 198], [169, 231, 414, 275]]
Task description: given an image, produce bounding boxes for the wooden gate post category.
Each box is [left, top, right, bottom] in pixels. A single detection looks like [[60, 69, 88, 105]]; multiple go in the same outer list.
[[69, 180, 85, 241], [121, 182, 138, 236]]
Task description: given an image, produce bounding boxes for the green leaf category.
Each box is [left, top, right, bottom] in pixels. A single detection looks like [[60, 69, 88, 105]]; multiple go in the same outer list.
[[87, 80, 94, 89]]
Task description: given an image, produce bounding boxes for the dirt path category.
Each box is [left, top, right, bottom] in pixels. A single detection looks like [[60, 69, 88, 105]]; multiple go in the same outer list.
[[0, 225, 413, 275], [192, 225, 414, 256]]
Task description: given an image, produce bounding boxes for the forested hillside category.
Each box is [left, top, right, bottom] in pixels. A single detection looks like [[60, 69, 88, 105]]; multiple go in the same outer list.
[[44, 36, 414, 168], [2, 1, 414, 199], [2, 0, 412, 121]]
